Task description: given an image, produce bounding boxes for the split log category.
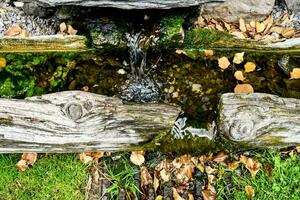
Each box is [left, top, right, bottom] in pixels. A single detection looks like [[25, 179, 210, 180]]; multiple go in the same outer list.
[[22, 0, 224, 9], [219, 93, 300, 149], [0, 91, 180, 153]]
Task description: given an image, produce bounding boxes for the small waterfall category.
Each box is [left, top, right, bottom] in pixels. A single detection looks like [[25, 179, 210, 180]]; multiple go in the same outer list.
[[120, 32, 160, 103]]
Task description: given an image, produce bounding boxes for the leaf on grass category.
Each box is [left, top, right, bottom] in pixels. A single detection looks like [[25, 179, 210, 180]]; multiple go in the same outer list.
[[240, 155, 261, 177], [16, 159, 28, 171], [130, 151, 145, 166], [234, 70, 245, 81], [173, 188, 184, 200], [234, 84, 254, 94], [67, 25, 78, 35], [233, 52, 244, 64], [204, 49, 214, 57], [0, 57, 7, 69], [290, 68, 300, 79], [228, 160, 240, 171], [218, 57, 230, 69], [213, 151, 228, 163], [245, 185, 255, 199], [22, 153, 37, 165], [239, 18, 246, 32], [79, 152, 93, 164], [141, 166, 152, 187], [244, 62, 256, 73], [4, 23, 22, 36]]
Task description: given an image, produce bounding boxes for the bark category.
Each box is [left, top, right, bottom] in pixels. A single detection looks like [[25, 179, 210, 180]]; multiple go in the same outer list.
[[0, 91, 180, 153]]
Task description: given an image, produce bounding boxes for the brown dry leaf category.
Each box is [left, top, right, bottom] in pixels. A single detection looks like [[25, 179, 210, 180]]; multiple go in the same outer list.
[[154, 174, 160, 192], [213, 152, 228, 163], [141, 166, 152, 187], [79, 152, 93, 164], [244, 62, 256, 73], [233, 52, 245, 64], [218, 57, 231, 69], [231, 31, 246, 39], [245, 185, 255, 199], [234, 70, 245, 81], [223, 21, 231, 31], [4, 23, 22, 36], [270, 26, 283, 34], [67, 24, 78, 35], [207, 174, 215, 184], [176, 164, 195, 182], [290, 68, 300, 79], [239, 18, 247, 32], [215, 23, 224, 31], [173, 188, 184, 200], [234, 84, 254, 94], [88, 152, 104, 159], [172, 154, 192, 169], [204, 49, 214, 57], [22, 153, 37, 165], [262, 15, 273, 35], [202, 185, 217, 200], [188, 193, 195, 200], [282, 28, 295, 38], [253, 34, 262, 41], [240, 155, 261, 177], [256, 21, 266, 33], [59, 22, 67, 33], [130, 151, 145, 166], [160, 169, 171, 182], [0, 57, 7, 69], [205, 166, 216, 174], [18, 29, 30, 37], [228, 160, 240, 171], [16, 159, 28, 171]]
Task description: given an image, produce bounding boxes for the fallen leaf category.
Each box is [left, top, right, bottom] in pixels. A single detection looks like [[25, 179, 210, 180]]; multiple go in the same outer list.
[[234, 84, 254, 94], [223, 21, 231, 31], [155, 195, 163, 200], [234, 70, 245, 81], [4, 23, 22, 36], [79, 152, 93, 164], [282, 28, 295, 38], [250, 21, 256, 28], [228, 160, 240, 171], [239, 18, 247, 32], [154, 174, 160, 192], [173, 188, 183, 200], [130, 151, 145, 166], [59, 22, 67, 33], [262, 15, 273, 35], [202, 185, 217, 200], [188, 193, 195, 200], [256, 21, 265, 33], [233, 52, 245, 64], [245, 185, 255, 199], [67, 25, 78, 35], [141, 166, 152, 187], [231, 31, 246, 39], [0, 57, 7, 69], [88, 152, 104, 159], [218, 57, 231, 69], [264, 163, 273, 176], [270, 26, 283, 34], [207, 174, 215, 184], [240, 155, 261, 177], [213, 152, 228, 163], [204, 49, 214, 57], [16, 159, 28, 171], [160, 169, 171, 182], [22, 153, 37, 165], [296, 146, 300, 153], [176, 164, 194, 182], [244, 62, 256, 73], [205, 166, 216, 174], [290, 68, 300, 79]]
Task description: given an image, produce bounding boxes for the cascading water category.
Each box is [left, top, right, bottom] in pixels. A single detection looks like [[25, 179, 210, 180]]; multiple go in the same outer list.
[[120, 32, 160, 103]]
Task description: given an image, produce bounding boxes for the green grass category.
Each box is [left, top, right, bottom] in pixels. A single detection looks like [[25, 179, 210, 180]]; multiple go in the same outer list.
[[217, 150, 300, 200], [0, 154, 88, 200]]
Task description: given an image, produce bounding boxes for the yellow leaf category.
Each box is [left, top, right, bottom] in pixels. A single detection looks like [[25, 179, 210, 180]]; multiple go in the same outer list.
[[228, 160, 240, 171], [256, 21, 265, 33], [130, 151, 145, 166], [218, 57, 231, 69], [0, 57, 7, 69], [233, 52, 244, 64], [22, 153, 38, 165], [245, 185, 255, 199], [234, 84, 254, 94], [270, 26, 283, 34], [290, 68, 300, 79], [244, 62, 256, 73], [234, 70, 245, 81], [240, 155, 261, 177], [282, 28, 295, 38], [4, 23, 22, 36], [16, 159, 28, 171], [173, 188, 184, 200], [79, 152, 93, 164], [155, 195, 163, 200], [239, 18, 247, 32]]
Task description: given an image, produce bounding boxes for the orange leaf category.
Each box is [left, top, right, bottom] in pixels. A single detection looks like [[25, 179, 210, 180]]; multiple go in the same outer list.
[[204, 49, 214, 57], [22, 153, 37, 165], [234, 84, 254, 94], [244, 62, 256, 73], [240, 155, 261, 177], [245, 185, 255, 199], [4, 23, 22, 36], [282, 28, 295, 38], [79, 152, 93, 164], [202, 185, 216, 200], [16, 159, 28, 171], [153, 174, 160, 192], [173, 188, 183, 200], [290, 68, 300, 79], [218, 57, 230, 69]]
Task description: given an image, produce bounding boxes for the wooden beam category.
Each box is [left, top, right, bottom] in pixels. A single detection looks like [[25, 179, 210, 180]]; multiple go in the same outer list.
[[0, 91, 180, 153]]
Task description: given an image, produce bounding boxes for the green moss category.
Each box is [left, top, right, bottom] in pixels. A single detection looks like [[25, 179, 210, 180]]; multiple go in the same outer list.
[[159, 15, 185, 48]]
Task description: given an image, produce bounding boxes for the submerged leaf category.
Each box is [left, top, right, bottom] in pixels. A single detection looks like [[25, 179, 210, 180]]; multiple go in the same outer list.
[[290, 68, 300, 79], [218, 57, 231, 69], [233, 52, 245, 64], [234, 70, 245, 81], [234, 84, 254, 94], [244, 62, 256, 73]]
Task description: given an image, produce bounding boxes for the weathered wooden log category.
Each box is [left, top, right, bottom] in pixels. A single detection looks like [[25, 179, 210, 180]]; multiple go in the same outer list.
[[219, 93, 300, 148], [0, 91, 180, 153], [21, 0, 223, 9]]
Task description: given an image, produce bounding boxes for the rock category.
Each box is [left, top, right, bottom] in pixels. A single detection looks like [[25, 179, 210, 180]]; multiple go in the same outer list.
[[202, 0, 276, 22], [285, 0, 300, 12], [18, 0, 223, 9]]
